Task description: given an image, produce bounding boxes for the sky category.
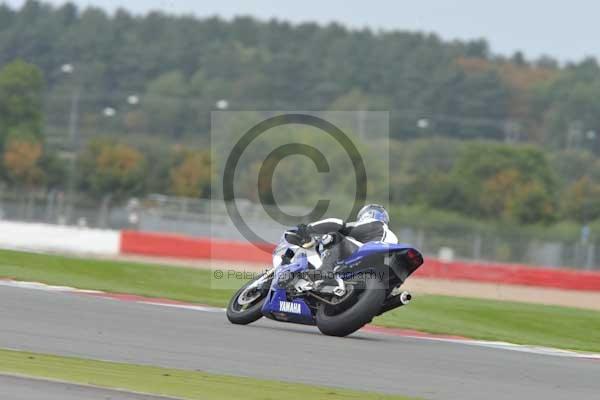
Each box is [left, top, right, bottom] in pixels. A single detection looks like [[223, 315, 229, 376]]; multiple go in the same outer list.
[[4, 0, 600, 62]]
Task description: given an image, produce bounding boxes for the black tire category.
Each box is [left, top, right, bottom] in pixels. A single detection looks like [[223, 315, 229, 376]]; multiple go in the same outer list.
[[316, 275, 386, 337], [226, 275, 268, 325]]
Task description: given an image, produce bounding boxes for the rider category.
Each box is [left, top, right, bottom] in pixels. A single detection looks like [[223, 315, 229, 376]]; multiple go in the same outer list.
[[285, 204, 398, 280]]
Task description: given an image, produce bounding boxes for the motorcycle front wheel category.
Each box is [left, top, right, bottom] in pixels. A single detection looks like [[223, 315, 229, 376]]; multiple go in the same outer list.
[[226, 273, 269, 325]]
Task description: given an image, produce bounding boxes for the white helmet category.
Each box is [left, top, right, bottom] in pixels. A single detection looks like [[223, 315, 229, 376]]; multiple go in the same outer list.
[[357, 204, 389, 224]]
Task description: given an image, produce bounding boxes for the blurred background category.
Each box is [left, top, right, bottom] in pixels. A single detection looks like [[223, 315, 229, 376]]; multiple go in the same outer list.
[[0, 0, 600, 269]]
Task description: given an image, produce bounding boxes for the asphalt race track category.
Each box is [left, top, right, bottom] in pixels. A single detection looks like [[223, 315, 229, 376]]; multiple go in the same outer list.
[[0, 375, 177, 400], [1, 286, 599, 400]]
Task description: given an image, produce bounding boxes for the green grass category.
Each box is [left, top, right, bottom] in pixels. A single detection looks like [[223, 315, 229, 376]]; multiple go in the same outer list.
[[0, 249, 232, 306], [0, 349, 416, 400], [374, 295, 600, 352], [1, 249, 599, 352]]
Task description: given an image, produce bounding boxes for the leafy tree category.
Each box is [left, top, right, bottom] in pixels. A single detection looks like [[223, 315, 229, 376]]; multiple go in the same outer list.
[[420, 172, 468, 212], [78, 138, 145, 200], [2, 136, 44, 188], [428, 65, 510, 139], [39, 151, 66, 189], [0, 4, 511, 141], [532, 59, 600, 152], [0, 4, 15, 29], [3, 3, 600, 229], [143, 71, 190, 137], [550, 150, 600, 185], [390, 138, 462, 206], [0, 1, 593, 150], [562, 177, 600, 223], [0, 59, 44, 147], [169, 150, 212, 197], [450, 143, 557, 223], [480, 168, 523, 218], [507, 181, 556, 224]]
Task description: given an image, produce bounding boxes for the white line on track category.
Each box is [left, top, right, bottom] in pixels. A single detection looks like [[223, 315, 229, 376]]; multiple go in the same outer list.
[[408, 336, 600, 359], [0, 279, 103, 293], [140, 302, 225, 313]]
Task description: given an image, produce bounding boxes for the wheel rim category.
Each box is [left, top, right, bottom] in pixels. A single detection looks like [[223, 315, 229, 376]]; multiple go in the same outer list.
[[231, 284, 266, 313], [321, 283, 362, 316], [237, 286, 262, 306]]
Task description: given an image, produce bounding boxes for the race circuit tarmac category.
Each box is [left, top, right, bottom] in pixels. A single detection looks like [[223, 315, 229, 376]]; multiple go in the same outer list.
[[0, 374, 178, 400], [1, 285, 599, 400]]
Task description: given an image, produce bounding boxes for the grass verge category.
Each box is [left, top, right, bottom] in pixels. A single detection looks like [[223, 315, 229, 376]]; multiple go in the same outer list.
[[0, 348, 416, 400], [1, 249, 599, 352], [374, 295, 600, 352]]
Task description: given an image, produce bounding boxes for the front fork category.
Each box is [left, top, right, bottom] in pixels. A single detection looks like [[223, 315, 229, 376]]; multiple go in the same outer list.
[[239, 267, 275, 299]]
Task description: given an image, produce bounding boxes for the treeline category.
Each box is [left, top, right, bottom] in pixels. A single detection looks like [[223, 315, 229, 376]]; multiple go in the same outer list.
[[0, 60, 212, 201], [2, 1, 600, 228], [390, 139, 600, 225], [3, 58, 600, 227], [2, 1, 600, 151]]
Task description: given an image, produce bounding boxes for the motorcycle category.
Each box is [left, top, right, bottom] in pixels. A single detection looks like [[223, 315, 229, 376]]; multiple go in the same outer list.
[[226, 228, 424, 337]]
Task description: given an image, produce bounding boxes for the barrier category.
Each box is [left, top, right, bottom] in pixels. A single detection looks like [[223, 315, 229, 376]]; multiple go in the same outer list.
[[0, 220, 120, 255], [0, 222, 598, 292], [415, 258, 600, 292], [120, 231, 600, 291], [120, 230, 273, 263]]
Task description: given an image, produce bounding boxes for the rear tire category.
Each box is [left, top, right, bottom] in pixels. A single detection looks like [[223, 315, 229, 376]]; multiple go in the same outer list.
[[316, 275, 386, 337], [226, 275, 267, 325]]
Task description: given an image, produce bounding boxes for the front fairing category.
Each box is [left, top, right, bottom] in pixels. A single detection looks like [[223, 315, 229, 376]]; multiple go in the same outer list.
[[261, 253, 315, 324], [272, 253, 309, 289], [272, 234, 292, 268]]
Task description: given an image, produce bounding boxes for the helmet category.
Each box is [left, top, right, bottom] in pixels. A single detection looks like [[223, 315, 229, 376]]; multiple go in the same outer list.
[[356, 204, 389, 224]]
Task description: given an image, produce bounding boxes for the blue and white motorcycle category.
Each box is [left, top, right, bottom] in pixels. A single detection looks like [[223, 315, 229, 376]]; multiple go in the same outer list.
[[226, 229, 424, 337]]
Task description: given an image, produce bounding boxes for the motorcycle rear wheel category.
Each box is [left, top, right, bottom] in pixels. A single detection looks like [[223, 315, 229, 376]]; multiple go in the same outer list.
[[316, 274, 385, 337]]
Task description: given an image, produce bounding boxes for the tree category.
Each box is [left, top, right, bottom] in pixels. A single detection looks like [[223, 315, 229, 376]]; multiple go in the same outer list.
[[420, 172, 468, 212], [329, 88, 389, 110], [480, 168, 523, 218], [2, 136, 44, 188], [450, 143, 557, 223], [169, 150, 212, 197], [0, 60, 44, 148], [5, 5, 600, 228], [507, 181, 556, 224], [390, 138, 462, 206], [562, 177, 600, 223], [78, 138, 145, 200], [532, 59, 600, 152], [143, 71, 190, 137], [0, 6, 535, 142]]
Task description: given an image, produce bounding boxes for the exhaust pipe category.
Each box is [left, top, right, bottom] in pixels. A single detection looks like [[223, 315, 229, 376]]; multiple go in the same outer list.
[[399, 291, 412, 305], [377, 290, 413, 315]]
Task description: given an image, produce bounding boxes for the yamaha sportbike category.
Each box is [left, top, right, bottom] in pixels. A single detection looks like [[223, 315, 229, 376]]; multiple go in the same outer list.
[[226, 230, 424, 337]]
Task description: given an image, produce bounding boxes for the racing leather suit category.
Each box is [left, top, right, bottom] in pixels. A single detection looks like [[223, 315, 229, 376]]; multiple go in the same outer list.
[[301, 217, 398, 277]]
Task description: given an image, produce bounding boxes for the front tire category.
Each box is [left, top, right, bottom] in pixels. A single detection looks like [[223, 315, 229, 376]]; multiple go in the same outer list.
[[226, 275, 268, 325], [316, 274, 386, 337]]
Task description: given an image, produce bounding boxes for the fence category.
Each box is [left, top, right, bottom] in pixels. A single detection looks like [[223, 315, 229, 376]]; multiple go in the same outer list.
[[0, 190, 597, 270], [0, 188, 132, 229]]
